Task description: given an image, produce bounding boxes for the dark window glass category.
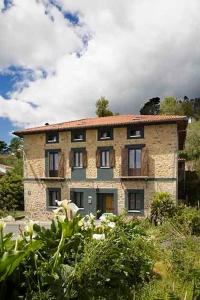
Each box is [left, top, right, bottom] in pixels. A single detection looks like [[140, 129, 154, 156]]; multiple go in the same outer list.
[[49, 151, 59, 177], [98, 127, 113, 140], [74, 150, 83, 168], [46, 132, 59, 143], [72, 130, 85, 142], [128, 126, 144, 138], [100, 150, 110, 168], [128, 192, 143, 211], [48, 189, 61, 207], [73, 192, 83, 208], [128, 149, 141, 169]]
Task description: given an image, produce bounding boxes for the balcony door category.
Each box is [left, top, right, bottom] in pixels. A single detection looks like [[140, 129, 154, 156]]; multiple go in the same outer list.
[[128, 148, 141, 176], [49, 151, 59, 177]]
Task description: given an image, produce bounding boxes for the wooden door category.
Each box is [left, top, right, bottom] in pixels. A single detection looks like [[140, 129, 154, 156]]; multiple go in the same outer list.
[[105, 194, 114, 213]]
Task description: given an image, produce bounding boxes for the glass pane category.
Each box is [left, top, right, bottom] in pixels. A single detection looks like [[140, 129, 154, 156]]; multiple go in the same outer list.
[[74, 152, 78, 167], [101, 151, 106, 167], [135, 193, 143, 210], [48, 134, 57, 142], [79, 152, 83, 167], [135, 149, 141, 168], [54, 153, 59, 170], [49, 191, 59, 206], [49, 153, 54, 170], [106, 150, 110, 167], [129, 149, 135, 168], [101, 130, 110, 139], [128, 193, 135, 210]]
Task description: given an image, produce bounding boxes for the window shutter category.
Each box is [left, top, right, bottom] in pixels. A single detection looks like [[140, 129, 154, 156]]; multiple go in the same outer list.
[[83, 149, 87, 168], [69, 150, 74, 168], [110, 149, 115, 168], [96, 149, 101, 168], [141, 147, 148, 176], [45, 150, 49, 177], [121, 148, 128, 176], [58, 152, 65, 177]]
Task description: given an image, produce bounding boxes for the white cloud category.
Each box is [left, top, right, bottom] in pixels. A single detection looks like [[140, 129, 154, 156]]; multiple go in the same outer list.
[[0, 0, 82, 69], [1, 0, 200, 129]]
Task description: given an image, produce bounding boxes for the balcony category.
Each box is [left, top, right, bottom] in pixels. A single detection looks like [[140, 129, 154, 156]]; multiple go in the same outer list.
[[120, 147, 149, 179]]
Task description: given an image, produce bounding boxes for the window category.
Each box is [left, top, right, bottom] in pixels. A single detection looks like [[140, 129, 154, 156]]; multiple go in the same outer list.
[[49, 151, 59, 177], [101, 150, 110, 168], [72, 192, 84, 208], [96, 148, 115, 168], [128, 191, 144, 211], [48, 188, 61, 208], [98, 127, 113, 140], [69, 148, 87, 168], [127, 125, 144, 139], [128, 148, 141, 176], [46, 132, 59, 143], [74, 150, 83, 168], [71, 129, 85, 142]]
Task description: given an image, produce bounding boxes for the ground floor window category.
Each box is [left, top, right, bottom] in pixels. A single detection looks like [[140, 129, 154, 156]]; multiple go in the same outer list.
[[47, 188, 61, 208], [127, 190, 144, 212], [71, 191, 84, 209]]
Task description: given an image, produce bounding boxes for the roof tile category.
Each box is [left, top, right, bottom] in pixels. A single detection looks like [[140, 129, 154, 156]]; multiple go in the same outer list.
[[14, 114, 188, 136]]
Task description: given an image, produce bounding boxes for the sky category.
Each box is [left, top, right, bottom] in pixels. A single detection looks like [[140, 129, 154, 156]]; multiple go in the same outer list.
[[1, 0, 200, 143]]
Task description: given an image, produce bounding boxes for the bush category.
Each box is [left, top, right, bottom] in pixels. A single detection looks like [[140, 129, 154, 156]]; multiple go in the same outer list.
[[0, 160, 24, 211], [173, 206, 200, 236], [150, 192, 176, 225]]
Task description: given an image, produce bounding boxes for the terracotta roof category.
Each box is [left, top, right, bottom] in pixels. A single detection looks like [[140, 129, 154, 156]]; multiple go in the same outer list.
[[13, 114, 188, 137]]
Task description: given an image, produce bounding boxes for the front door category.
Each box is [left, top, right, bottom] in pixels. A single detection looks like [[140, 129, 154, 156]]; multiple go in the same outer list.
[[97, 193, 114, 218]]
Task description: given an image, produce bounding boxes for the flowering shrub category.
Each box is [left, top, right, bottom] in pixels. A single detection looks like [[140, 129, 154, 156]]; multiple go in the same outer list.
[[0, 201, 156, 299]]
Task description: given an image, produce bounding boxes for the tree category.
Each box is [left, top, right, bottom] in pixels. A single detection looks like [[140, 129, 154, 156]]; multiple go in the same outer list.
[[0, 159, 24, 211], [0, 141, 8, 154], [96, 97, 114, 117], [140, 97, 160, 115], [160, 96, 184, 115], [9, 137, 23, 158]]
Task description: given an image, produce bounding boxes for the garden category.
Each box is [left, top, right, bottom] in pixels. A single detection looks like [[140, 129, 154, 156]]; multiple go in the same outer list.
[[0, 192, 199, 300]]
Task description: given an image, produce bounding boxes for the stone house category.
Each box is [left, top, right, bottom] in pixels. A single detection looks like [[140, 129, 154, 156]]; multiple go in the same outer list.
[[14, 114, 188, 220]]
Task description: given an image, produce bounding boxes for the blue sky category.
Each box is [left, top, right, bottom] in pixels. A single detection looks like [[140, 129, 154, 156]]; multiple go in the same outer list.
[[1, 0, 200, 145], [0, 70, 17, 143]]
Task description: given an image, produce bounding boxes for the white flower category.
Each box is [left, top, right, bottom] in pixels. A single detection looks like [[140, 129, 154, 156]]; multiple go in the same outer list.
[[0, 219, 6, 230], [55, 199, 79, 216], [107, 222, 115, 229], [93, 233, 105, 240], [78, 218, 84, 227], [24, 220, 35, 236]]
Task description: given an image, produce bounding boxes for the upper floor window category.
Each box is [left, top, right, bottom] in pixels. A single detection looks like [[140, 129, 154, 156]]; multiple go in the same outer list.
[[74, 150, 83, 168], [127, 125, 144, 139], [71, 129, 85, 142], [69, 148, 87, 168], [127, 190, 144, 212], [101, 149, 110, 168], [46, 132, 59, 143], [47, 188, 61, 208], [98, 127, 113, 140], [96, 147, 115, 168]]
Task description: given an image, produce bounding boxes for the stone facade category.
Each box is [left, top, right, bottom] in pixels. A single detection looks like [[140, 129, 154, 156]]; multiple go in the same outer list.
[[23, 123, 178, 220]]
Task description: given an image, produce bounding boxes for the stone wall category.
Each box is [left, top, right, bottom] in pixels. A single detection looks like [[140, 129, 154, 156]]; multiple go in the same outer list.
[[23, 123, 178, 219]]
